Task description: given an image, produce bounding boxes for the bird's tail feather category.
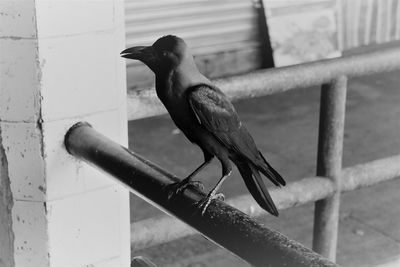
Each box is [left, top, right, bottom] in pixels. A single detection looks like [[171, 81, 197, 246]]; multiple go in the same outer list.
[[257, 151, 286, 187], [236, 162, 279, 216]]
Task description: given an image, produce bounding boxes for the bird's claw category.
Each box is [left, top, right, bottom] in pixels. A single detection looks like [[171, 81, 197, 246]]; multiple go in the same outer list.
[[187, 180, 205, 191], [165, 180, 204, 200], [196, 193, 225, 215], [214, 192, 225, 201]]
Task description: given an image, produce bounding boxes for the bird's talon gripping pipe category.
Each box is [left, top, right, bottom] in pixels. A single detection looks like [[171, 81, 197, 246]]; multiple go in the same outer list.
[[186, 180, 205, 192], [213, 192, 225, 201], [197, 192, 225, 215], [197, 198, 212, 216], [164, 180, 205, 200]]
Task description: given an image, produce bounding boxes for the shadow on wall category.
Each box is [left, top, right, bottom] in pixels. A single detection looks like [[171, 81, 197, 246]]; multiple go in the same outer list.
[[0, 128, 15, 267]]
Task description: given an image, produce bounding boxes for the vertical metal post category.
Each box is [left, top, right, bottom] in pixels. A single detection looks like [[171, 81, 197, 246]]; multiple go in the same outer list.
[[313, 76, 348, 261]]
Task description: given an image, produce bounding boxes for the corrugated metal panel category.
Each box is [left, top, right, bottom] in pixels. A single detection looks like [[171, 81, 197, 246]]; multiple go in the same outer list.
[[124, 0, 262, 90], [339, 0, 400, 50]]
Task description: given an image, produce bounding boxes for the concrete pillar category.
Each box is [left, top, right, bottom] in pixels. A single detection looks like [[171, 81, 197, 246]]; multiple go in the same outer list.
[[0, 1, 130, 266]]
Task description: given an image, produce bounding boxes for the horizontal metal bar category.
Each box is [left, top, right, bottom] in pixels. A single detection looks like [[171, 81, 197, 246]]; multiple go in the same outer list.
[[128, 46, 400, 120], [65, 122, 338, 267], [341, 155, 400, 191], [131, 154, 400, 250]]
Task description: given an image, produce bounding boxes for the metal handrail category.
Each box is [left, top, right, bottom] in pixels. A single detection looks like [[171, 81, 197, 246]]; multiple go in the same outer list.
[[130, 155, 400, 251], [127, 46, 400, 120], [64, 122, 339, 267]]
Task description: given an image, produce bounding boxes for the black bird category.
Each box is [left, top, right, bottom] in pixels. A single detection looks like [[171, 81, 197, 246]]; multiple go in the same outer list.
[[121, 35, 285, 216]]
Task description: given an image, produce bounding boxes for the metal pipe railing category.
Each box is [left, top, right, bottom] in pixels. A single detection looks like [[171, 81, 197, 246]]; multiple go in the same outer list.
[[313, 76, 348, 260], [130, 155, 400, 251], [65, 122, 339, 267], [127, 46, 400, 120], [126, 45, 400, 263]]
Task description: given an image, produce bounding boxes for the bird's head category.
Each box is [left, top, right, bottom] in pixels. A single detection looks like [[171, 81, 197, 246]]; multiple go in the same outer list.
[[121, 35, 190, 74]]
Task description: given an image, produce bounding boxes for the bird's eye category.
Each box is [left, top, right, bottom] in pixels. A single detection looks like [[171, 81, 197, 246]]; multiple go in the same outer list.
[[162, 51, 168, 57]]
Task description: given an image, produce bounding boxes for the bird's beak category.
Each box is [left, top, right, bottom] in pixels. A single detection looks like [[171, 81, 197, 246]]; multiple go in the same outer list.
[[120, 46, 156, 61]]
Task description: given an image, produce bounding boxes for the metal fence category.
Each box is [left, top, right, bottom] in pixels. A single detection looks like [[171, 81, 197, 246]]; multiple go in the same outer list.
[[127, 46, 400, 261], [66, 46, 400, 266]]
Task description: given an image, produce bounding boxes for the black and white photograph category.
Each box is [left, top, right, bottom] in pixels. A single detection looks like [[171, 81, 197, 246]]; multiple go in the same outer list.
[[1, 0, 400, 266]]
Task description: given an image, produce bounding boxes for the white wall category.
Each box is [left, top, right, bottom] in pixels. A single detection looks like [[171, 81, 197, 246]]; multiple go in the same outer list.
[[0, 1, 130, 266]]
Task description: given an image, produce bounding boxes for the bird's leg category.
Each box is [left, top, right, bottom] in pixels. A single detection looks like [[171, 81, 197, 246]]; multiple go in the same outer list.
[[197, 162, 232, 215], [170, 160, 208, 192], [166, 153, 213, 199]]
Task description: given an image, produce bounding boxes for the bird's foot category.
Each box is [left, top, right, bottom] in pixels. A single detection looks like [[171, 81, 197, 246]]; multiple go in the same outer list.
[[165, 179, 204, 200], [196, 192, 225, 215]]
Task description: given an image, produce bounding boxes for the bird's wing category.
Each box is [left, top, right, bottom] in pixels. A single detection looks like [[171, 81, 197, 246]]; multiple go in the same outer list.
[[187, 84, 258, 159], [188, 84, 286, 210], [188, 84, 239, 132]]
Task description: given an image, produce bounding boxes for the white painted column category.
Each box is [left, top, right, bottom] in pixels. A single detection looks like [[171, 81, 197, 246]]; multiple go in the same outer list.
[[0, 1, 130, 266]]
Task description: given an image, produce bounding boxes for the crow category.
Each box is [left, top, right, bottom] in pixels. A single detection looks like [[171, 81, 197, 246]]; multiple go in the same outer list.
[[121, 35, 285, 216]]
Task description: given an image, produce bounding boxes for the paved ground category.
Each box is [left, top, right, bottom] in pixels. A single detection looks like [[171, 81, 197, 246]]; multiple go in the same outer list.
[[128, 54, 400, 266]]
